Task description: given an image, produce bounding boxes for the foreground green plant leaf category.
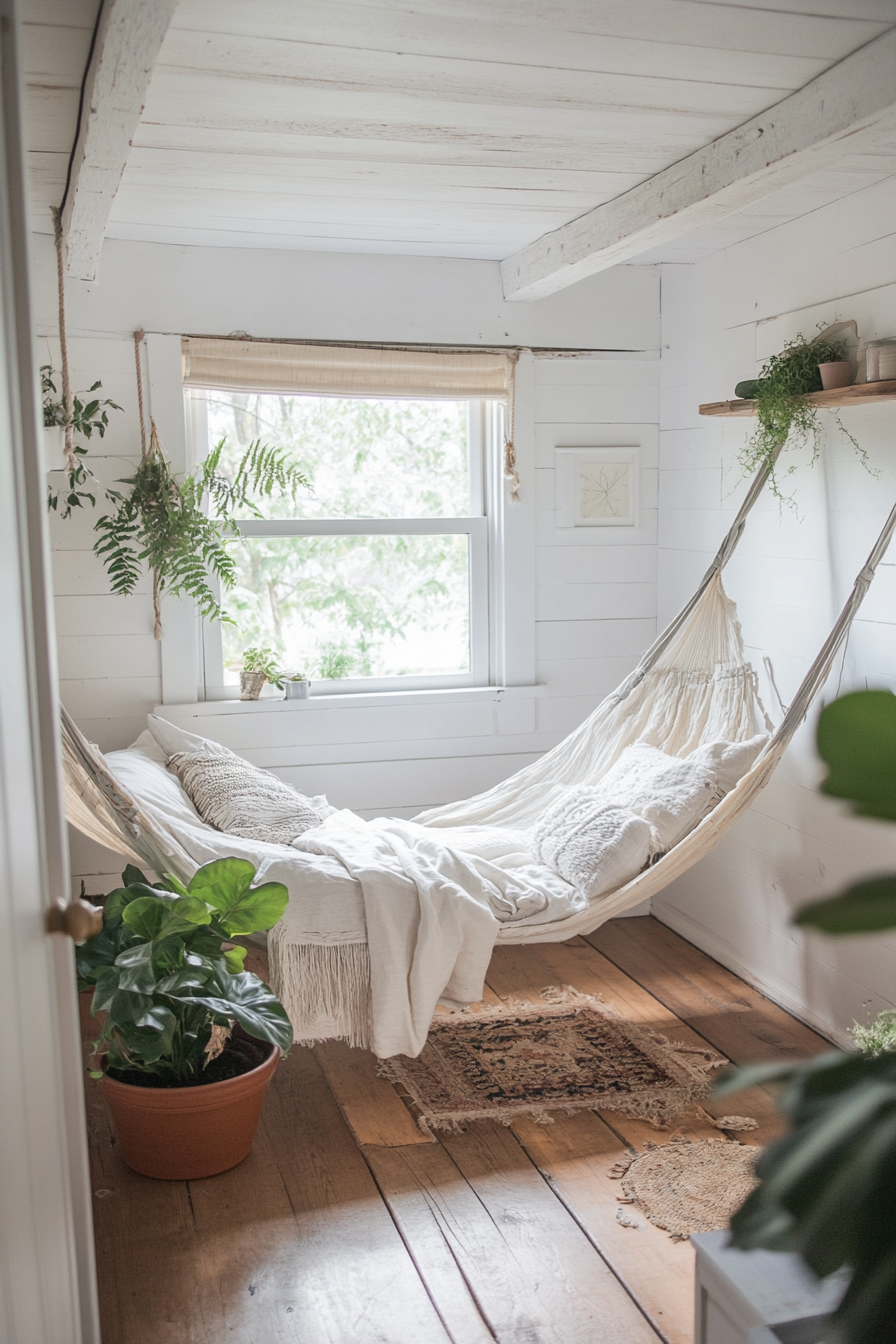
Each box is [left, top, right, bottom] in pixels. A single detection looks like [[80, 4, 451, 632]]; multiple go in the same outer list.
[[795, 877, 896, 934], [817, 689, 896, 821], [724, 1051, 896, 1343]]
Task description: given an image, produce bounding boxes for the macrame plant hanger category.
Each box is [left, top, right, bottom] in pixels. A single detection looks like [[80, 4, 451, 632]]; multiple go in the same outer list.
[[502, 350, 521, 503]]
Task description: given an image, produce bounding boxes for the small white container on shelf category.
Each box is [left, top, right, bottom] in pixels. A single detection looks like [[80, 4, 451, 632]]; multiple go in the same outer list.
[[865, 339, 896, 382]]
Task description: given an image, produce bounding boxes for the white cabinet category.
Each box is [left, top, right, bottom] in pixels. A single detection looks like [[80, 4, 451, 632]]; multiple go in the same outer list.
[[693, 1231, 847, 1344]]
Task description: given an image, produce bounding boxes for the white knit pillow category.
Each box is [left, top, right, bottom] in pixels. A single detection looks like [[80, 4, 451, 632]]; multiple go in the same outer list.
[[532, 796, 652, 901], [589, 736, 767, 852], [168, 750, 326, 847]]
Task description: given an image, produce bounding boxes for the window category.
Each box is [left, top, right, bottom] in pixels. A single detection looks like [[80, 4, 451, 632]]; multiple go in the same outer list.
[[192, 391, 502, 696]]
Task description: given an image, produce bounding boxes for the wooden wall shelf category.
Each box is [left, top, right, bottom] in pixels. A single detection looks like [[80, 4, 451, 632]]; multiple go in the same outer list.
[[699, 380, 896, 417]]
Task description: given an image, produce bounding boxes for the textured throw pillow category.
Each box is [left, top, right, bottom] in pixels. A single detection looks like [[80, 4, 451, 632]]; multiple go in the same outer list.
[[532, 796, 652, 901], [168, 750, 327, 847], [589, 735, 768, 853], [589, 743, 720, 852]]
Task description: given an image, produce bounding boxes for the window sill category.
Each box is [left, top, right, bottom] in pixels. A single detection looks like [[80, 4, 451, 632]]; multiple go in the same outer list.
[[157, 685, 545, 716]]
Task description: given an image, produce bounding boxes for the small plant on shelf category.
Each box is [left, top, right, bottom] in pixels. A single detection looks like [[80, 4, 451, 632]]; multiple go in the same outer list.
[[42, 364, 122, 518], [737, 331, 870, 505]]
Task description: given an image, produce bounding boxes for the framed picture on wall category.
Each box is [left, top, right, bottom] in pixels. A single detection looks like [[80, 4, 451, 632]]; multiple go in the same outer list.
[[555, 447, 640, 528]]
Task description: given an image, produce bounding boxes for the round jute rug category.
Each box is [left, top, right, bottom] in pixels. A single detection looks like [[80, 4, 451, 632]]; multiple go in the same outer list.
[[619, 1139, 759, 1238]]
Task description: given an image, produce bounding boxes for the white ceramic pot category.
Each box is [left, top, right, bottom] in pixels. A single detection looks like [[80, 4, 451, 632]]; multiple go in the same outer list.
[[284, 679, 310, 700], [42, 424, 65, 473]]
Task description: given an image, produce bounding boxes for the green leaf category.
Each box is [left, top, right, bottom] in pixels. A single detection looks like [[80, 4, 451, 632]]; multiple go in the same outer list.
[[121, 892, 212, 941], [159, 872, 192, 899], [116, 1006, 177, 1064], [817, 689, 896, 821], [156, 966, 211, 994], [90, 967, 121, 1014], [114, 943, 157, 994], [795, 876, 896, 934], [223, 945, 247, 973], [187, 858, 288, 936], [178, 970, 293, 1052], [121, 864, 148, 887]]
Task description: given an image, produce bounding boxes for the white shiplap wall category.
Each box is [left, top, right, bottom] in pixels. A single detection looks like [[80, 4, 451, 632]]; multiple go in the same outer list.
[[34, 239, 660, 891], [654, 173, 896, 1045]]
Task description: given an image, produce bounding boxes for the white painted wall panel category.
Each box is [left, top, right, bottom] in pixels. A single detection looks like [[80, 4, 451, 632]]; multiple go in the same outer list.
[[655, 172, 896, 1042]]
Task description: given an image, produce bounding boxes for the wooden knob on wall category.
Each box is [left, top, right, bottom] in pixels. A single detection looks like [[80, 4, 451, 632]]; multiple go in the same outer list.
[[47, 897, 103, 944]]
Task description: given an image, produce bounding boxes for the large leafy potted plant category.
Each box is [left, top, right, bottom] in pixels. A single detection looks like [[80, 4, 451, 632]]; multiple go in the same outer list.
[[720, 690, 896, 1342], [77, 857, 294, 1180]]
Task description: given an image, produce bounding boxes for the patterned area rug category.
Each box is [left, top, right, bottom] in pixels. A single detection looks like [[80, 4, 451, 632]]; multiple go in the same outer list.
[[379, 989, 726, 1131], [612, 1137, 759, 1239]]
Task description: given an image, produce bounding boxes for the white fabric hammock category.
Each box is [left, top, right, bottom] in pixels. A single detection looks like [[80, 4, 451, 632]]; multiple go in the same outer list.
[[59, 460, 896, 1044]]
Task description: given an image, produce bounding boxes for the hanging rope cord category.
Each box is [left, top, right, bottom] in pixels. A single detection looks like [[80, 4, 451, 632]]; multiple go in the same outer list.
[[132, 329, 165, 639], [52, 212, 75, 473], [502, 350, 521, 503]]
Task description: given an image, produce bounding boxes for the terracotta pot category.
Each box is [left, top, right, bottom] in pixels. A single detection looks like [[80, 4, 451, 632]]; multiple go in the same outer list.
[[100, 1042, 279, 1179], [818, 360, 852, 390], [239, 670, 267, 700]]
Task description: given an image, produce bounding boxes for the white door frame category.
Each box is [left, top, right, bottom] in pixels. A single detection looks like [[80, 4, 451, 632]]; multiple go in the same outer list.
[[0, 3, 100, 1340]]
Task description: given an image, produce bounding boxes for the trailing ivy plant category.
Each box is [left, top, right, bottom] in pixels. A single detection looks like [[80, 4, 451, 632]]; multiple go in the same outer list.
[[738, 332, 870, 506], [94, 430, 309, 638], [719, 690, 896, 1343], [42, 364, 122, 518]]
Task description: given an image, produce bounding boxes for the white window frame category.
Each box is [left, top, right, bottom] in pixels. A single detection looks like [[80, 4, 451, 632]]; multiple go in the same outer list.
[[190, 392, 501, 699]]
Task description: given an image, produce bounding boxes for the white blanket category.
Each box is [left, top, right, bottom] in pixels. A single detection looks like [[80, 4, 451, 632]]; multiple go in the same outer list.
[[292, 811, 586, 1057]]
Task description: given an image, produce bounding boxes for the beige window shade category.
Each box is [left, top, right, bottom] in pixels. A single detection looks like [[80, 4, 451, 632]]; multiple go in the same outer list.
[[182, 337, 513, 400]]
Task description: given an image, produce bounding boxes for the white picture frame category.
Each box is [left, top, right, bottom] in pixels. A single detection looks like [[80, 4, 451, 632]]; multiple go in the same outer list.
[[555, 447, 640, 528]]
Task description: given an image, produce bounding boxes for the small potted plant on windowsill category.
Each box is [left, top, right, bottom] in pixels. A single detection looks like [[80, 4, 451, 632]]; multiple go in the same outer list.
[[283, 671, 311, 700], [76, 858, 293, 1180], [239, 646, 284, 700]]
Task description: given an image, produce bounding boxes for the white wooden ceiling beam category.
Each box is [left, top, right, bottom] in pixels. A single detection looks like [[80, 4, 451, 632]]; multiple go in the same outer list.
[[500, 28, 896, 302], [60, 0, 178, 281]]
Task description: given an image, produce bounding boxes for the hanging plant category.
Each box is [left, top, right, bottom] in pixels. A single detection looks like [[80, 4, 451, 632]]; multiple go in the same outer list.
[[42, 363, 122, 518], [737, 329, 870, 504], [94, 425, 309, 639]]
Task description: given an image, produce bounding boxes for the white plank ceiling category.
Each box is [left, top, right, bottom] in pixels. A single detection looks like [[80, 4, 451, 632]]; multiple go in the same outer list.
[[20, 0, 896, 266]]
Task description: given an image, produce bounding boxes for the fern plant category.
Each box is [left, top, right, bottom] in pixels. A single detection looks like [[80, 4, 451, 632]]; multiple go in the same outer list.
[[94, 430, 308, 638]]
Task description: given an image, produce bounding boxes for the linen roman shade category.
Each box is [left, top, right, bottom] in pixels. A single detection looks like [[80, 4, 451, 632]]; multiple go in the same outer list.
[[181, 337, 514, 401]]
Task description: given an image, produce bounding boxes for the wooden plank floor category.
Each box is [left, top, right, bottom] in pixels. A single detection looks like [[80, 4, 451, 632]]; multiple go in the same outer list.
[[84, 917, 831, 1344]]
